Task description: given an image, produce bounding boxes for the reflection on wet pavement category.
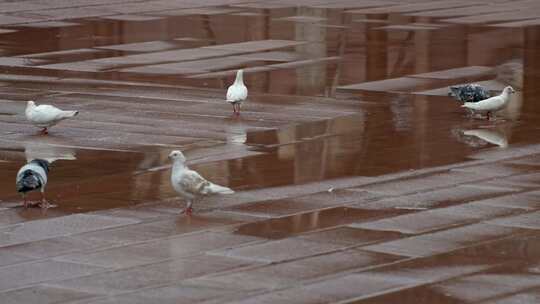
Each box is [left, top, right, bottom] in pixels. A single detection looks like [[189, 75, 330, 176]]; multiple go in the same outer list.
[[234, 206, 407, 239], [1, 0, 540, 303]]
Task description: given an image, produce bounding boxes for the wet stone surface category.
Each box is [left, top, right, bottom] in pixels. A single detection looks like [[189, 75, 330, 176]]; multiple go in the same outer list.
[[1, 0, 540, 303]]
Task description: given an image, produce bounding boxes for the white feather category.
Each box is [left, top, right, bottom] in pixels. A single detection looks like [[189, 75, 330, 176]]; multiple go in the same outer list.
[[25, 100, 79, 128], [205, 183, 235, 194], [226, 70, 248, 104], [16, 162, 48, 186], [461, 86, 514, 112]]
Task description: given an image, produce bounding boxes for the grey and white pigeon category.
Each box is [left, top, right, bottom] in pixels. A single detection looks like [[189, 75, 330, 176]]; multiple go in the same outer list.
[[226, 69, 248, 115], [462, 86, 515, 120], [16, 158, 50, 208], [25, 100, 79, 134], [169, 150, 234, 215], [449, 84, 491, 103]]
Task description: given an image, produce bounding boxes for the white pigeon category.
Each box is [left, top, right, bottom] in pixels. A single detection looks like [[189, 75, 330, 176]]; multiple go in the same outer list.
[[226, 69, 248, 115], [16, 158, 50, 208], [169, 150, 234, 215], [25, 100, 79, 134], [461, 86, 515, 120]]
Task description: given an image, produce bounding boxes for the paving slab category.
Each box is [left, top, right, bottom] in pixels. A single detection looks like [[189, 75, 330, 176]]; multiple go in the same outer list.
[[406, 4, 518, 17], [0, 214, 140, 247], [96, 41, 178, 52], [433, 273, 540, 303], [487, 210, 540, 229], [347, 1, 480, 14], [233, 207, 405, 239], [363, 223, 524, 257], [46, 254, 255, 295], [65, 284, 235, 304], [246, 248, 404, 281], [0, 259, 107, 292], [298, 226, 402, 246], [355, 184, 517, 210], [55, 231, 261, 269], [337, 77, 444, 93], [443, 10, 540, 24], [211, 237, 346, 263], [0, 284, 96, 304]]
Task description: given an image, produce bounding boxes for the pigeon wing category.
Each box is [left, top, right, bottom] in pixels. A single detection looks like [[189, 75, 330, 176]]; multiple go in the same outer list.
[[227, 85, 248, 102], [30, 105, 66, 123], [178, 169, 211, 196]]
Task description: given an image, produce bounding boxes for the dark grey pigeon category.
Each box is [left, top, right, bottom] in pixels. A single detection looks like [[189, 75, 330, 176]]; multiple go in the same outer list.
[[16, 159, 50, 208], [449, 84, 491, 103]]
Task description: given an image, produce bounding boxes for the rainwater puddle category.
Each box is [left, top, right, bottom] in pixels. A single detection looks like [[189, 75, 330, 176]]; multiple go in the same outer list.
[[0, 147, 156, 212]]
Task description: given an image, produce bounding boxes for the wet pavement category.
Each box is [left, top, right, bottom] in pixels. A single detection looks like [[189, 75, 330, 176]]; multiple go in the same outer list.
[[1, 0, 540, 303]]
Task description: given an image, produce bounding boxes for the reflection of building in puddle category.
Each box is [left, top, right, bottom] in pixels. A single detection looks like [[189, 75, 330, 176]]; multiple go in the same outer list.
[[269, 114, 365, 184], [390, 96, 413, 132], [496, 60, 523, 90], [459, 127, 509, 148], [294, 7, 327, 95]]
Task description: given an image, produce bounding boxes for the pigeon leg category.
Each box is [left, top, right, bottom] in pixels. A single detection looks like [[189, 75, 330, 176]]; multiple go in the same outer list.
[[181, 200, 194, 215], [40, 127, 48, 135], [232, 103, 236, 114], [23, 193, 28, 209], [486, 112, 491, 120], [40, 191, 50, 209]]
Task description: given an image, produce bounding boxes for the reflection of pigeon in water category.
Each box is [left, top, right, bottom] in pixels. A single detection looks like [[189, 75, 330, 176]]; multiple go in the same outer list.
[[463, 129, 508, 148], [449, 84, 491, 103], [462, 86, 515, 120], [25, 100, 79, 135], [24, 143, 76, 164], [16, 159, 50, 208], [226, 69, 248, 115], [169, 150, 234, 215], [451, 127, 488, 148]]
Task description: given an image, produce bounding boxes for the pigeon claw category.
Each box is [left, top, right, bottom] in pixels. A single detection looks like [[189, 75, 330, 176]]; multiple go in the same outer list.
[[181, 206, 193, 216], [39, 200, 51, 209]]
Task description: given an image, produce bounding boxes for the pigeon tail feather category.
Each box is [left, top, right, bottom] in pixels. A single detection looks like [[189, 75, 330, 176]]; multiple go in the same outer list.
[[205, 183, 234, 195], [61, 110, 79, 118]]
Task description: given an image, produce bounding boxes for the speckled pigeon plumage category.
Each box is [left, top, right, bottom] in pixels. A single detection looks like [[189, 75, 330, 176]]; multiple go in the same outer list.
[[449, 84, 491, 103]]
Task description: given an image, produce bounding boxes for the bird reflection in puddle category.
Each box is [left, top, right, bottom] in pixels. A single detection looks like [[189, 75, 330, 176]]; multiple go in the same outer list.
[[463, 128, 508, 148], [23, 142, 77, 163], [453, 126, 509, 148]]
